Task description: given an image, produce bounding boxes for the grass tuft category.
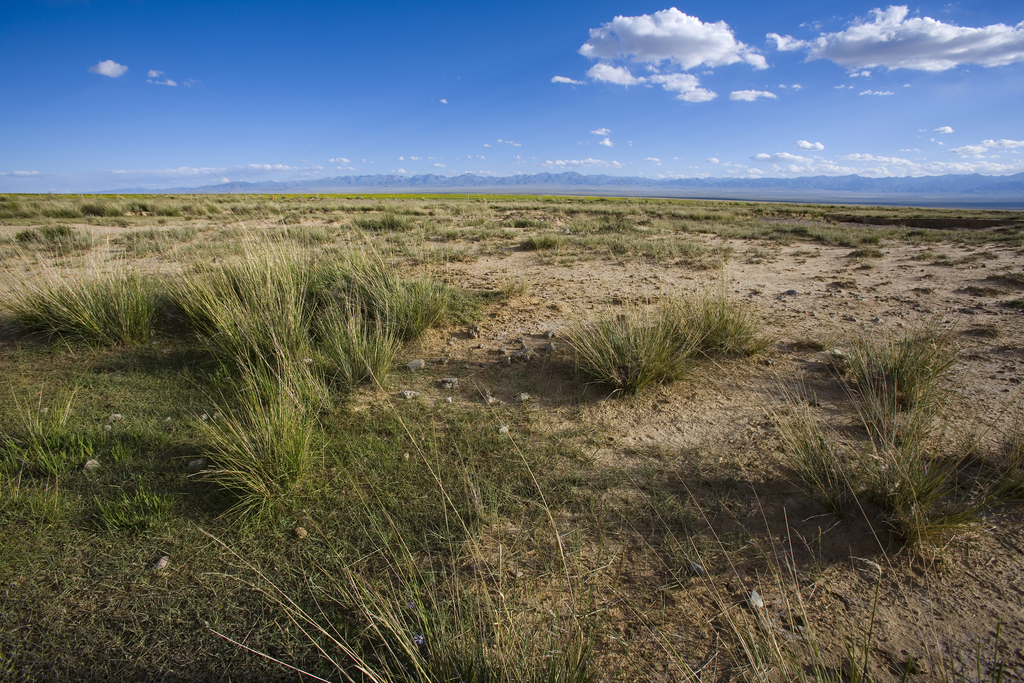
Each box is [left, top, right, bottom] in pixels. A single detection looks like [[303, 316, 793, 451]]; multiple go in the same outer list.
[[2, 264, 162, 345], [567, 305, 694, 394], [94, 486, 174, 532], [196, 362, 323, 519], [664, 289, 771, 357]]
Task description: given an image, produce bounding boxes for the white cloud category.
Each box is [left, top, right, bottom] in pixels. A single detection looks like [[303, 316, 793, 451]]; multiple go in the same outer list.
[[330, 157, 350, 164], [440, 99, 448, 104], [796, 140, 824, 150], [497, 139, 522, 147], [599, 137, 613, 147], [934, 126, 954, 134], [395, 168, 407, 174], [729, 89, 777, 101], [840, 153, 914, 165], [12, 170, 40, 176], [981, 139, 1024, 149], [248, 163, 298, 170], [433, 163, 446, 167], [752, 152, 811, 162], [706, 157, 720, 163], [552, 76, 585, 84], [951, 145, 988, 156], [649, 73, 716, 101], [769, 6, 1024, 72], [646, 157, 662, 162], [88, 60, 128, 78], [540, 158, 624, 168], [590, 128, 611, 136], [951, 139, 1024, 156], [147, 70, 162, 78], [580, 8, 766, 70], [859, 90, 895, 96], [587, 63, 642, 85]]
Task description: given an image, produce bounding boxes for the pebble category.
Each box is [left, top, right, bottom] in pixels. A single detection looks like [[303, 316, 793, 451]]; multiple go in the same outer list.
[[152, 556, 170, 572], [512, 348, 537, 362], [445, 396, 452, 403], [498, 425, 509, 435], [468, 324, 481, 339], [400, 390, 420, 399], [543, 329, 556, 339], [83, 459, 100, 472], [784, 289, 798, 296], [517, 392, 531, 403], [108, 413, 124, 422], [294, 526, 308, 539], [407, 359, 426, 371], [541, 342, 556, 352], [187, 457, 208, 474], [687, 561, 707, 577], [748, 590, 764, 609], [843, 315, 857, 322], [499, 345, 507, 355], [440, 377, 459, 390]]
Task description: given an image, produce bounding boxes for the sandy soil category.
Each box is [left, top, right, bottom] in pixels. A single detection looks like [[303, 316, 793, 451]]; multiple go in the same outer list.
[[404, 232, 1024, 681]]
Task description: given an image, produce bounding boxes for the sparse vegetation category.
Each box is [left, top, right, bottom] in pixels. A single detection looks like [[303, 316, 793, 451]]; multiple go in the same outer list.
[[0, 193, 1021, 681]]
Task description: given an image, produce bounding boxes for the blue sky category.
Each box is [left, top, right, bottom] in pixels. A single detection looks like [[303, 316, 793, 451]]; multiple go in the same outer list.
[[2, 0, 1023, 192]]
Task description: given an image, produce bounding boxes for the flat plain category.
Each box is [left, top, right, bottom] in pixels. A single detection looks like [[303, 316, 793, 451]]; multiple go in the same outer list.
[[1, 193, 1023, 682]]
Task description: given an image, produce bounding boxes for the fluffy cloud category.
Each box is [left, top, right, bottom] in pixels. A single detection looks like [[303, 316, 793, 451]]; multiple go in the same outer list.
[[859, 90, 895, 96], [579, 9, 766, 103], [590, 128, 611, 136], [649, 73, 716, 101], [540, 158, 624, 168], [951, 139, 1024, 156], [433, 163, 446, 167], [599, 138, 613, 147], [768, 6, 1024, 72], [646, 157, 662, 162], [330, 157, 350, 164], [587, 63, 642, 85], [440, 99, 448, 104], [552, 76, 585, 84], [88, 60, 127, 78], [497, 139, 522, 147], [580, 8, 766, 70], [729, 89, 777, 101], [752, 152, 811, 162], [796, 140, 824, 150], [147, 70, 162, 78], [840, 153, 914, 165], [934, 126, 954, 134], [981, 139, 1024, 149]]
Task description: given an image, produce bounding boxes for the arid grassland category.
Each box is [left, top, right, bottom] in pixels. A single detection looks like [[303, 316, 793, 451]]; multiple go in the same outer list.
[[1, 193, 1023, 682]]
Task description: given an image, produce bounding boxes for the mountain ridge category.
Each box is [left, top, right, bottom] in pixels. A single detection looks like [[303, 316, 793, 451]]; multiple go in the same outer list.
[[102, 171, 1024, 205]]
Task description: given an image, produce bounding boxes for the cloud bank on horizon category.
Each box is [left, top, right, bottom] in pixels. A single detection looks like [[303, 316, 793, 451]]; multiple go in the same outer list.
[[2, 1, 1023, 192]]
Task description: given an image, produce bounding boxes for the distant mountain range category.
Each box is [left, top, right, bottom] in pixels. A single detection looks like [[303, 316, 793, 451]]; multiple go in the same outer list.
[[109, 171, 1024, 207]]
